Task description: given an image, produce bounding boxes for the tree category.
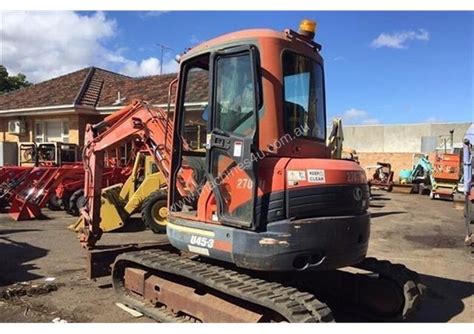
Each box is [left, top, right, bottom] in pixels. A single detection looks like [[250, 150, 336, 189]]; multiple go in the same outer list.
[[0, 65, 31, 94]]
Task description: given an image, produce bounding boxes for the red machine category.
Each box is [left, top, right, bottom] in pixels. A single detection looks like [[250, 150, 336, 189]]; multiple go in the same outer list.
[[8, 165, 130, 221], [0, 166, 41, 211], [54, 166, 131, 215], [368, 162, 394, 192], [1, 142, 80, 211], [8, 165, 84, 220], [0, 140, 131, 220], [431, 153, 461, 200], [0, 166, 33, 186], [79, 20, 422, 322]]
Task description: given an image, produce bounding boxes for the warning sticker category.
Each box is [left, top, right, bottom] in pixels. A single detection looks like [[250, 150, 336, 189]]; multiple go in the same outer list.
[[307, 169, 325, 183], [233, 141, 242, 157], [287, 170, 306, 182]]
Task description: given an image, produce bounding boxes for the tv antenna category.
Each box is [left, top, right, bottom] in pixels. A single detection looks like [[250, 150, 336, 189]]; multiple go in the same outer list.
[[157, 43, 174, 75]]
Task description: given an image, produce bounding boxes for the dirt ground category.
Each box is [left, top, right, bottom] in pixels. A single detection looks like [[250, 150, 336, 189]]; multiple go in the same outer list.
[[0, 190, 472, 323]]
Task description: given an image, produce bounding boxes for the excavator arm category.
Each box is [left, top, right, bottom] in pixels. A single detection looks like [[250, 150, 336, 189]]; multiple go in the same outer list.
[[327, 118, 343, 159], [80, 100, 177, 248]]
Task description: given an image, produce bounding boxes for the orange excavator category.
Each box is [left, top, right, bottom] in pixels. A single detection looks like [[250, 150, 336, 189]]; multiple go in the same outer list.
[[80, 20, 422, 322]]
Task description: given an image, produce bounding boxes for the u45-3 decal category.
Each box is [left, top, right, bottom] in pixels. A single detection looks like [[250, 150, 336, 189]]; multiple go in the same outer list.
[[190, 235, 215, 249]]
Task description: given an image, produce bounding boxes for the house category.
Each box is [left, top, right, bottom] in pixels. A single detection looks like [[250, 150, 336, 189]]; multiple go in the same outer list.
[[0, 67, 208, 148]]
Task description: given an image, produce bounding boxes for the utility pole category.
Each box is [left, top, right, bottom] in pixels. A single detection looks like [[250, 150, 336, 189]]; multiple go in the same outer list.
[[157, 43, 174, 75]]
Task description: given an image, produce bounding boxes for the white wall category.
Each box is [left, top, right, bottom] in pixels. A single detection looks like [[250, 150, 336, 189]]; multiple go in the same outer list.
[[328, 122, 472, 153]]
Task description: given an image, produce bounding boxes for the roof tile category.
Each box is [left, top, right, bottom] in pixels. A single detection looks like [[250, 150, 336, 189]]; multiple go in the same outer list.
[[0, 66, 208, 112], [0, 68, 90, 110]]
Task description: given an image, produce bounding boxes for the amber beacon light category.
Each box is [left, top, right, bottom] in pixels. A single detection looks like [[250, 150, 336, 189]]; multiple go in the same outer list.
[[298, 19, 317, 40]]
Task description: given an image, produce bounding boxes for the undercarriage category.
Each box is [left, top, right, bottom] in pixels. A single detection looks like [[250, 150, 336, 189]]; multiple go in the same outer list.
[[112, 248, 422, 323]]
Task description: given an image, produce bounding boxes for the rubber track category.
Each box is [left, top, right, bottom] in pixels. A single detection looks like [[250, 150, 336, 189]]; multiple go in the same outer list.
[[112, 249, 334, 323], [352, 257, 422, 320]]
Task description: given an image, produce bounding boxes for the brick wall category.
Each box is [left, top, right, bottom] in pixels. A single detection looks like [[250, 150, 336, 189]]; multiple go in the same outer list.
[[0, 112, 105, 146], [0, 116, 33, 142]]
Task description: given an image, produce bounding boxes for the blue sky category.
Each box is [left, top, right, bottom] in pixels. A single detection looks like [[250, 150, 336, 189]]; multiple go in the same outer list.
[[2, 11, 473, 124], [101, 11, 474, 124]]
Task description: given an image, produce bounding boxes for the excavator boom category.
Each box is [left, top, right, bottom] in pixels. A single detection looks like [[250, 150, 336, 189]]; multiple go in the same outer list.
[[81, 100, 175, 247]]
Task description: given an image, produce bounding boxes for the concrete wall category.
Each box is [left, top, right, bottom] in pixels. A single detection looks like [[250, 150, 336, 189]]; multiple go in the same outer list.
[[332, 122, 472, 153]]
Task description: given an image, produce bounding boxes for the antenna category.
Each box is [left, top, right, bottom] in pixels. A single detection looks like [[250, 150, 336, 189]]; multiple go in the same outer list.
[[157, 43, 174, 75]]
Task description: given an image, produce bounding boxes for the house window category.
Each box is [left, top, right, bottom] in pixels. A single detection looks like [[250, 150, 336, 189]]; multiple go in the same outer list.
[[35, 122, 44, 142], [62, 121, 69, 143], [34, 120, 70, 143]]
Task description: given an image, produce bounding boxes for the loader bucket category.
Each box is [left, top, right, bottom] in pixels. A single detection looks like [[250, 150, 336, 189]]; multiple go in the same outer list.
[[9, 197, 42, 221], [70, 185, 128, 233], [99, 198, 127, 232], [69, 206, 126, 232]]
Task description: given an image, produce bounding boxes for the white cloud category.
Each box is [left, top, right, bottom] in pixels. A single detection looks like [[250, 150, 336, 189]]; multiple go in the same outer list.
[[341, 108, 380, 125], [333, 56, 344, 61], [371, 29, 429, 49], [0, 11, 176, 82], [0, 11, 116, 82], [121, 57, 178, 77]]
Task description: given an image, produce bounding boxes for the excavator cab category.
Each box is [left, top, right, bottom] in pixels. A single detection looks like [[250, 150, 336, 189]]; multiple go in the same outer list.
[[167, 21, 370, 271]]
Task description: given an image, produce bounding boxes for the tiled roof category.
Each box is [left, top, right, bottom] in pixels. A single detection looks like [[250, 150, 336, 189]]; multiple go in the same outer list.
[[98, 73, 177, 107], [0, 66, 209, 112], [97, 70, 208, 107], [0, 68, 90, 110]]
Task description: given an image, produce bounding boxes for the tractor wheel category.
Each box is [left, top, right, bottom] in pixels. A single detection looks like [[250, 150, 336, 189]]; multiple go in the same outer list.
[[47, 194, 63, 211], [68, 189, 86, 216], [141, 190, 168, 234]]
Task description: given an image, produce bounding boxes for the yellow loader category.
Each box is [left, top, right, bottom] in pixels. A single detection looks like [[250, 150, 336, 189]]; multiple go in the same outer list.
[[70, 152, 168, 233]]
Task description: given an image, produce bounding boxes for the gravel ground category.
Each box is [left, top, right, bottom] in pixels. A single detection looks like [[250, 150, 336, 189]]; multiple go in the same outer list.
[[0, 190, 472, 322]]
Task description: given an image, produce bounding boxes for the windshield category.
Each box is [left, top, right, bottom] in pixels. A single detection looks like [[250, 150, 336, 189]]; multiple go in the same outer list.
[[283, 51, 325, 140], [215, 52, 255, 136]]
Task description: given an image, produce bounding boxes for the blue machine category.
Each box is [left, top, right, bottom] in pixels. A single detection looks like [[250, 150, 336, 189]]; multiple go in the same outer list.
[[399, 155, 435, 193]]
